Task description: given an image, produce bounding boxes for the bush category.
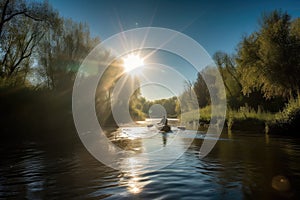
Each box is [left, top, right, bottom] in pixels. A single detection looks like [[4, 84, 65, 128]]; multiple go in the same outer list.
[[268, 95, 300, 135]]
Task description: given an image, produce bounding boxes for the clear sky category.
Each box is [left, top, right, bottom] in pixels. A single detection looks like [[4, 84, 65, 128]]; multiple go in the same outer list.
[[48, 0, 300, 55], [47, 0, 300, 100]]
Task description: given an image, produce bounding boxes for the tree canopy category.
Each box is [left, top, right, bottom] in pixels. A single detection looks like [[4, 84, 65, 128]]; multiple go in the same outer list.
[[237, 10, 300, 99]]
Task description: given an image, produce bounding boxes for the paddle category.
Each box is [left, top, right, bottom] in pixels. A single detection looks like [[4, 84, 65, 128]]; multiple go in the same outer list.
[[147, 123, 163, 129]]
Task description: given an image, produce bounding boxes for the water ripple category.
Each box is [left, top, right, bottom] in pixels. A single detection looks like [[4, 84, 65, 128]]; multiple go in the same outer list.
[[0, 133, 300, 199]]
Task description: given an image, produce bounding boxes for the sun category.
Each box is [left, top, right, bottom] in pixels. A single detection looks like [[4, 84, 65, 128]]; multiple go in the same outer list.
[[122, 54, 144, 73]]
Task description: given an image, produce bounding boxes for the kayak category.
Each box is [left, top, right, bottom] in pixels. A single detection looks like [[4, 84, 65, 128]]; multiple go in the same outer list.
[[159, 125, 171, 133], [146, 124, 172, 132]]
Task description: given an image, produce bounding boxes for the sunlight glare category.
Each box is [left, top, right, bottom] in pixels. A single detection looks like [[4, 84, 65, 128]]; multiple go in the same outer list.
[[128, 183, 141, 194], [123, 54, 144, 73]]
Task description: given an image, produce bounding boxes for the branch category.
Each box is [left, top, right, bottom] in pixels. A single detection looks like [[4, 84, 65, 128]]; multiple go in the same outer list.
[[0, 2, 45, 36], [3, 11, 26, 23], [24, 12, 43, 22], [9, 50, 32, 76], [8, 33, 36, 76], [0, 0, 10, 36]]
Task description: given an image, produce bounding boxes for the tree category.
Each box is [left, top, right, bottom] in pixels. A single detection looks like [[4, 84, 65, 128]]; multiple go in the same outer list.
[[237, 10, 300, 99], [213, 51, 244, 108], [95, 55, 121, 126], [0, 0, 56, 85], [177, 80, 199, 113], [193, 72, 210, 108], [37, 18, 99, 90]]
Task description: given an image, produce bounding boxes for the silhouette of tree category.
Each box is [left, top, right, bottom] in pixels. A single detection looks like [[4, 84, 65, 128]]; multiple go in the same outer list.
[[0, 0, 56, 85]]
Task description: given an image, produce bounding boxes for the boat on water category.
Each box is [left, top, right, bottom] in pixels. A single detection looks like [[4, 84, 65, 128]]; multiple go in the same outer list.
[[147, 123, 172, 133], [158, 124, 171, 133], [147, 123, 186, 132]]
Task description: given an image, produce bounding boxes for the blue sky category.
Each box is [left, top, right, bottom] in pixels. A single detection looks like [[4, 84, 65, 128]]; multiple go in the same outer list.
[[48, 0, 300, 55], [47, 0, 300, 100]]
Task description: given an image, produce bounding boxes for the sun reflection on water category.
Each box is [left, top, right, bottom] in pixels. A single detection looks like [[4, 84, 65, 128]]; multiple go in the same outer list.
[[128, 176, 142, 194], [119, 156, 148, 195]]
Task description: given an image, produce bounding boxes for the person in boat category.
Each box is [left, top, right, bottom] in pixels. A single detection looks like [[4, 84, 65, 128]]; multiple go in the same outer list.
[[159, 115, 168, 126], [159, 115, 171, 132]]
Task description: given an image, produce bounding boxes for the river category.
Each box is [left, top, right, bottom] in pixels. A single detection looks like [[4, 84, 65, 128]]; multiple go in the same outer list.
[[1, 128, 300, 199]]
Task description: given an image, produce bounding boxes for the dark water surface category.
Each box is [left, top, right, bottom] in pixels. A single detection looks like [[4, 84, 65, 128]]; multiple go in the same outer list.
[[1, 129, 300, 199]]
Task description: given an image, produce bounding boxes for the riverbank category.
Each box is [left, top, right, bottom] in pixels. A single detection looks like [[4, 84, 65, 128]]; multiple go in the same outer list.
[[267, 97, 300, 135], [180, 97, 300, 136], [0, 87, 78, 143], [1, 87, 300, 139]]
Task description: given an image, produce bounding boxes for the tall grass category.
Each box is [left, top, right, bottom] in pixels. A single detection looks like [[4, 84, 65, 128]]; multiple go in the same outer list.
[[227, 105, 274, 131], [228, 105, 273, 122], [181, 105, 273, 122], [180, 106, 211, 123], [180, 104, 275, 131], [266, 94, 300, 134], [274, 95, 300, 123]]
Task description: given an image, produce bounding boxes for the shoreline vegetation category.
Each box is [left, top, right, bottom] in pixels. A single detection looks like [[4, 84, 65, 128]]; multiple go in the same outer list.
[[181, 95, 300, 135], [1, 0, 300, 139], [1, 87, 299, 142]]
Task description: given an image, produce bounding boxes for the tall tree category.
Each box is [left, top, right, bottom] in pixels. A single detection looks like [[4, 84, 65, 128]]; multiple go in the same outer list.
[[237, 10, 300, 99], [37, 18, 100, 90], [193, 72, 210, 108], [213, 51, 244, 108], [0, 0, 56, 85]]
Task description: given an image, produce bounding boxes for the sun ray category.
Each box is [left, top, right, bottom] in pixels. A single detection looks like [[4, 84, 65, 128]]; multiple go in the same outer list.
[[113, 9, 131, 53], [122, 53, 144, 73]]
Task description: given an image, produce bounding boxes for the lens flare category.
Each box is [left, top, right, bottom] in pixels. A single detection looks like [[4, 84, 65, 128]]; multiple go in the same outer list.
[[123, 54, 144, 73]]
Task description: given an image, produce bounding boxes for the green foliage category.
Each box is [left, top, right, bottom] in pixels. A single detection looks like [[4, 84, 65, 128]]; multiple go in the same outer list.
[[213, 51, 244, 109], [129, 106, 146, 121], [37, 18, 100, 90], [0, 0, 99, 89], [227, 105, 274, 131], [129, 82, 146, 121], [228, 105, 273, 122], [0, 0, 57, 85], [193, 72, 210, 108], [237, 10, 300, 99], [138, 96, 178, 118], [274, 95, 300, 123], [177, 81, 198, 113], [152, 96, 178, 117], [180, 104, 273, 131], [179, 106, 210, 123], [267, 95, 300, 134], [95, 58, 124, 126], [1, 2, 300, 135]]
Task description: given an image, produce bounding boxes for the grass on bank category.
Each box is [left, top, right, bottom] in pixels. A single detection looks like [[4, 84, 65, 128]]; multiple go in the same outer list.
[[2, 86, 300, 136], [180, 95, 300, 134], [268, 95, 300, 134], [181, 105, 274, 123]]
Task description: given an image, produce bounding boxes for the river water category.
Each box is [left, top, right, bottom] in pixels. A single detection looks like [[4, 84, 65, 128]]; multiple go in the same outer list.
[[1, 128, 300, 199]]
